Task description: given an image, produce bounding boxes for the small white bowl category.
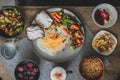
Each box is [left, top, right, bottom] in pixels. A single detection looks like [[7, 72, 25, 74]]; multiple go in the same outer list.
[[92, 3, 118, 28], [92, 30, 117, 56]]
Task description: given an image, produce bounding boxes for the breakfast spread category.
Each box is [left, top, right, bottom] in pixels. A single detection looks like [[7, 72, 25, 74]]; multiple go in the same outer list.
[[0, 6, 118, 80]]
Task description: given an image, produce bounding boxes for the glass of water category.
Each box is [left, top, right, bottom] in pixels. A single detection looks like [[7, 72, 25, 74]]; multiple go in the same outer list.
[[0, 43, 16, 59]]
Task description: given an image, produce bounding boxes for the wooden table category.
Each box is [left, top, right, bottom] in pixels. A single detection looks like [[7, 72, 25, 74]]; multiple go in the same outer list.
[[0, 7, 120, 80], [0, 0, 15, 6]]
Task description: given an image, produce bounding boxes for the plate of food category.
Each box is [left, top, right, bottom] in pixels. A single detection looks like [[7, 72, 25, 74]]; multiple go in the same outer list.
[[92, 3, 118, 28], [14, 59, 40, 80], [0, 7, 24, 38], [92, 30, 117, 56], [79, 56, 104, 80], [26, 8, 85, 62]]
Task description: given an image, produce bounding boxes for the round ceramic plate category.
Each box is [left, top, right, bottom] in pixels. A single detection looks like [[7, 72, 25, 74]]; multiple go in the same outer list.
[[92, 30, 117, 56], [32, 8, 85, 62], [92, 3, 118, 28]]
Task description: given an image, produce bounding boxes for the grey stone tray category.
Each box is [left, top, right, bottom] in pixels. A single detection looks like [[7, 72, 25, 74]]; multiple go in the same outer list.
[[0, 8, 109, 80]]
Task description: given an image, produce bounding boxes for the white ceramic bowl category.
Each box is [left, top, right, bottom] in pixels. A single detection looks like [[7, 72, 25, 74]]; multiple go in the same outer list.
[[92, 30, 117, 56], [92, 3, 118, 28], [32, 8, 85, 62]]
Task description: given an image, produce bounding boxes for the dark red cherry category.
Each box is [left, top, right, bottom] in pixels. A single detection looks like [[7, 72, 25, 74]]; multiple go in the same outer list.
[[94, 9, 104, 25], [27, 62, 33, 68], [29, 76, 34, 80], [18, 73, 23, 78], [101, 9, 110, 21], [94, 9, 110, 26], [33, 67, 39, 73], [17, 66, 24, 72]]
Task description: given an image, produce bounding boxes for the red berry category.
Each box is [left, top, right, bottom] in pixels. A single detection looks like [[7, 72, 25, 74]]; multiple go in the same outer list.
[[29, 76, 34, 80], [17, 66, 24, 72], [27, 70, 31, 75], [31, 71, 36, 75], [101, 9, 110, 21], [95, 9, 104, 25], [23, 65, 28, 71], [18, 73, 23, 78], [33, 68, 39, 73], [24, 76, 28, 80], [27, 62, 33, 68]]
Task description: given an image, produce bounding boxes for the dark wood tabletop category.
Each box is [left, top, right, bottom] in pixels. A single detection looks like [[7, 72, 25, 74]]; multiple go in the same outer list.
[[0, 6, 120, 80], [15, 0, 120, 6]]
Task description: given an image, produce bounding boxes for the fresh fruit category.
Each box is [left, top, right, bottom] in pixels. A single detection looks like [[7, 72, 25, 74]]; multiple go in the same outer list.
[[94, 9, 110, 25], [27, 62, 33, 68], [33, 67, 39, 73], [29, 76, 34, 80], [17, 66, 24, 72], [101, 9, 110, 21], [15, 60, 40, 80], [18, 73, 23, 78]]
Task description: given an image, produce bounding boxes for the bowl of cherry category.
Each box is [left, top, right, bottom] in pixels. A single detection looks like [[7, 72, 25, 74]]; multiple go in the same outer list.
[[15, 59, 40, 80], [92, 3, 118, 28]]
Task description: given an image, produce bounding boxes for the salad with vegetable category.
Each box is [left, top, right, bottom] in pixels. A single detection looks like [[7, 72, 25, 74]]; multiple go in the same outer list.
[[50, 11, 84, 50], [0, 7, 24, 38]]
